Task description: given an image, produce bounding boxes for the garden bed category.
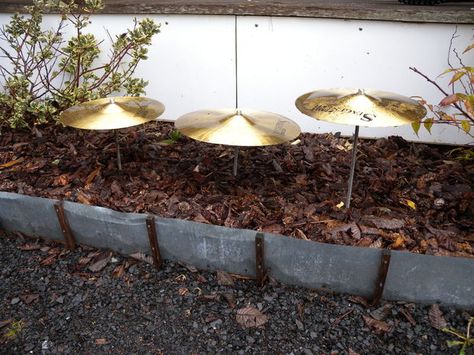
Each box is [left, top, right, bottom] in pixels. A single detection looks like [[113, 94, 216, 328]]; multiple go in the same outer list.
[[1, 122, 473, 258]]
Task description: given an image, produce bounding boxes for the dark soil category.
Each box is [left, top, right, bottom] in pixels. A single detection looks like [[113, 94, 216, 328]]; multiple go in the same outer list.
[[1, 231, 473, 354], [0, 123, 473, 258]]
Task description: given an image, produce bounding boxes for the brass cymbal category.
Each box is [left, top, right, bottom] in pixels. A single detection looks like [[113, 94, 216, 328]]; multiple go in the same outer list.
[[175, 109, 301, 146], [59, 96, 165, 130], [295, 88, 426, 127]]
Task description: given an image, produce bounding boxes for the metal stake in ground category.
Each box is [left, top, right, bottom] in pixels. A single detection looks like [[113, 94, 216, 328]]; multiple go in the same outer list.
[[346, 125, 359, 208], [296, 88, 426, 209], [233, 146, 240, 176], [115, 130, 122, 171]]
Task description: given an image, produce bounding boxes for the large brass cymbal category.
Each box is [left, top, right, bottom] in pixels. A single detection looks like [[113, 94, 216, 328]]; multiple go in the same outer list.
[[175, 109, 301, 146], [296, 88, 426, 127], [59, 96, 165, 130]]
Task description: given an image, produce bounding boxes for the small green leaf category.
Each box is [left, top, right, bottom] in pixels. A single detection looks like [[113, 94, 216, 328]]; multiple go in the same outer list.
[[446, 340, 464, 348], [424, 118, 433, 134], [461, 120, 471, 133], [411, 121, 421, 136], [449, 71, 466, 86]]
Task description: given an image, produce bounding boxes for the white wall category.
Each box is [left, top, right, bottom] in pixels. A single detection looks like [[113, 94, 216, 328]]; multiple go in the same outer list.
[[0, 13, 472, 144]]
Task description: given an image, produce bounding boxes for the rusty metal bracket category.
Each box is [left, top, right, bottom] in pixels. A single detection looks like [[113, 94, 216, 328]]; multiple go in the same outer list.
[[146, 215, 162, 270], [54, 201, 76, 250], [255, 232, 266, 287], [371, 249, 391, 306]]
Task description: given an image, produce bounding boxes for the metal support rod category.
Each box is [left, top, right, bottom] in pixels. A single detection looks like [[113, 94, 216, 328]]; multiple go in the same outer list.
[[233, 146, 239, 176], [54, 201, 76, 250], [146, 215, 163, 270], [115, 130, 122, 171], [255, 232, 266, 287], [345, 125, 359, 208], [371, 249, 392, 306]]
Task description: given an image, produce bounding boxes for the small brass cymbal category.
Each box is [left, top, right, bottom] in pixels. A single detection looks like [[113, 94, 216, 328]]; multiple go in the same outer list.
[[296, 88, 426, 127], [59, 96, 165, 130], [175, 109, 301, 146]]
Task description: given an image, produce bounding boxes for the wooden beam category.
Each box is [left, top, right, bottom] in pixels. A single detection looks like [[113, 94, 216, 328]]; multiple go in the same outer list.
[[0, 0, 472, 24]]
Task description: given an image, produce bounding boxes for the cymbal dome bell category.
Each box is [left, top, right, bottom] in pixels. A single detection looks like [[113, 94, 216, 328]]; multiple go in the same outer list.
[[175, 109, 301, 147], [295, 88, 426, 128], [59, 96, 165, 130]]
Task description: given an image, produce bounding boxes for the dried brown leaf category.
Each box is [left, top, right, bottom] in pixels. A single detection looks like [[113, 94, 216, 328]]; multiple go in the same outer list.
[[129, 252, 154, 265], [95, 338, 109, 345], [367, 217, 405, 230], [428, 304, 447, 330], [18, 243, 41, 251], [88, 255, 111, 272], [20, 293, 39, 304], [223, 293, 236, 309], [362, 315, 392, 334], [370, 304, 393, 321], [400, 308, 416, 326], [217, 271, 235, 286], [348, 295, 369, 307], [236, 306, 268, 329], [40, 254, 58, 266]]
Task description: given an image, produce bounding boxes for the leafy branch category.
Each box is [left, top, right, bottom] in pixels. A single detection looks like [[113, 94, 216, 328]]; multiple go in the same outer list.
[[0, 0, 160, 129]]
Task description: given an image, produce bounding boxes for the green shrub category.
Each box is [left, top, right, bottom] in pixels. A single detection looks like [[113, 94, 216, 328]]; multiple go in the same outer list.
[[0, 0, 160, 129]]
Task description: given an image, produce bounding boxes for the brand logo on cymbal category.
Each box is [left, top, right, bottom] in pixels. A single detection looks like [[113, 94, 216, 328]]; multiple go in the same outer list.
[[310, 104, 375, 122]]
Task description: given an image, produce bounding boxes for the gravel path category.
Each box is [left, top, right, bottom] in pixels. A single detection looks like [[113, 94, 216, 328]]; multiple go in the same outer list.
[[1, 231, 472, 355]]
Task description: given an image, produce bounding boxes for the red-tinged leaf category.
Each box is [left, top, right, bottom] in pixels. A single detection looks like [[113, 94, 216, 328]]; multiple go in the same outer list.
[[95, 338, 109, 345], [18, 243, 41, 251], [449, 71, 466, 86], [362, 315, 392, 334], [463, 43, 474, 54], [236, 306, 268, 329], [88, 255, 111, 272], [216, 271, 235, 286], [20, 293, 39, 304], [428, 304, 447, 330], [461, 120, 471, 134], [0, 157, 24, 170], [439, 94, 459, 107]]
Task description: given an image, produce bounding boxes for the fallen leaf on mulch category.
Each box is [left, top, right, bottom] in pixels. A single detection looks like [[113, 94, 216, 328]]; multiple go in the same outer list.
[[216, 271, 234, 286], [348, 296, 369, 307], [362, 315, 392, 334], [112, 263, 127, 278], [19, 293, 39, 305], [129, 252, 154, 265], [400, 308, 416, 326], [0, 157, 24, 170], [17, 243, 41, 251], [88, 255, 111, 272], [428, 304, 447, 330], [223, 293, 236, 309], [95, 338, 109, 345], [370, 304, 393, 321], [40, 254, 58, 266], [236, 306, 268, 329], [178, 288, 189, 296]]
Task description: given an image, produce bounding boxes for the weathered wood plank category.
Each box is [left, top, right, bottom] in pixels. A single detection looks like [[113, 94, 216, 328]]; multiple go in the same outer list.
[[0, 0, 472, 24]]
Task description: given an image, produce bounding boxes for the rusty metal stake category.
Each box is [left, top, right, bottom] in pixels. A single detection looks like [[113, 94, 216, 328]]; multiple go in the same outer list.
[[54, 201, 76, 250], [255, 232, 266, 287], [146, 215, 162, 270], [371, 249, 391, 306]]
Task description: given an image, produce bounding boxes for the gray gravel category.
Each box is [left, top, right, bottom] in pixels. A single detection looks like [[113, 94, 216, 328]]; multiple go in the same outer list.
[[0, 231, 472, 355]]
